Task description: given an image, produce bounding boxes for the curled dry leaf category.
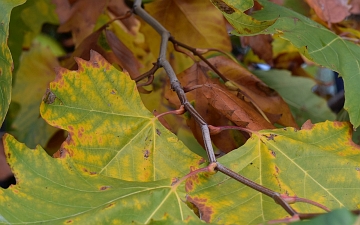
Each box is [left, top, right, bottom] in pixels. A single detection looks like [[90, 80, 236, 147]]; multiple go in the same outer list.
[[206, 56, 298, 128], [56, 0, 107, 46], [165, 63, 240, 153], [105, 30, 141, 79], [201, 83, 274, 131], [305, 0, 351, 24]]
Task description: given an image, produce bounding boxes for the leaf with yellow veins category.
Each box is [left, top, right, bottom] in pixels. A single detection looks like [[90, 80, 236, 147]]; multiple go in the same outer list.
[[186, 121, 360, 224], [0, 134, 201, 224], [40, 50, 202, 182]]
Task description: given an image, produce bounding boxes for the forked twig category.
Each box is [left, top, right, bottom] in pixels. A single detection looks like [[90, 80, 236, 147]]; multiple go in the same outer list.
[[132, 0, 335, 222]]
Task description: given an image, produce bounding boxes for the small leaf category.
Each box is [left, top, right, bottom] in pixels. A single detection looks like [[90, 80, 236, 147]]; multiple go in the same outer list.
[[0, 134, 200, 224], [40, 50, 201, 182], [186, 121, 360, 224]]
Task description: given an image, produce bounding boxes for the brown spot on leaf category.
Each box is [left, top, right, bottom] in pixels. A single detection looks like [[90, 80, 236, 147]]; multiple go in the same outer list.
[[333, 121, 344, 127], [212, 0, 235, 14], [185, 166, 201, 192], [43, 89, 56, 104], [65, 220, 73, 224], [270, 149, 276, 157], [266, 133, 277, 141], [105, 203, 115, 209], [275, 166, 279, 174], [186, 196, 213, 222], [156, 129, 161, 136], [143, 150, 150, 159], [99, 186, 111, 191]]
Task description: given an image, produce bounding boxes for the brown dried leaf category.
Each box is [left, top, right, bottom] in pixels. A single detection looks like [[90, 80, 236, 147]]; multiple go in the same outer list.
[[202, 83, 274, 131], [57, 0, 107, 46], [62, 27, 123, 72], [305, 0, 351, 24], [241, 34, 274, 66], [165, 63, 272, 152], [141, 0, 231, 73], [165, 63, 241, 153], [350, 0, 360, 14], [107, 0, 138, 35], [206, 56, 298, 128], [105, 30, 141, 79], [51, 0, 71, 24]]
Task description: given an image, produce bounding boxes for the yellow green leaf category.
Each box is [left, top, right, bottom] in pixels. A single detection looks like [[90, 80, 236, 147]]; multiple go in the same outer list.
[[0, 134, 200, 224], [40, 50, 202, 182], [140, 0, 231, 73], [186, 121, 360, 224], [210, 0, 276, 34], [0, 0, 26, 125]]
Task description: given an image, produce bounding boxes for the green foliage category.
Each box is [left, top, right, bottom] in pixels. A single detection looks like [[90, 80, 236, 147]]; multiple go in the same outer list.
[[253, 69, 336, 125], [0, 0, 26, 125], [1, 0, 360, 224], [216, 0, 360, 127]]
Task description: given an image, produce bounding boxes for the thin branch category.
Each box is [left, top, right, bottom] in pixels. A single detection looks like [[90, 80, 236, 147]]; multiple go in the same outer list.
[[135, 62, 160, 83], [169, 36, 229, 82], [133, 1, 217, 163], [132, 0, 336, 222]]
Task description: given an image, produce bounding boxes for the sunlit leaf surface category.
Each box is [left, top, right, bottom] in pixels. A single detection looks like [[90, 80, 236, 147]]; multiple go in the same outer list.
[[0, 134, 200, 224], [40, 51, 201, 182], [186, 121, 360, 224]]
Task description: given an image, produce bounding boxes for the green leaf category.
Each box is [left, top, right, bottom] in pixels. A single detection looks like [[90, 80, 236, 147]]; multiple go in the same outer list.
[[185, 121, 360, 224], [217, 0, 360, 127], [0, 0, 26, 125], [8, 0, 58, 76], [10, 42, 59, 148], [40, 50, 202, 182], [0, 134, 201, 224], [210, 0, 276, 34], [292, 208, 357, 225], [253, 69, 336, 126]]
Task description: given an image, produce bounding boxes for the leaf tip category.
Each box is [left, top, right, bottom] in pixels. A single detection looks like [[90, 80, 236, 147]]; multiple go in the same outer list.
[[301, 119, 314, 130]]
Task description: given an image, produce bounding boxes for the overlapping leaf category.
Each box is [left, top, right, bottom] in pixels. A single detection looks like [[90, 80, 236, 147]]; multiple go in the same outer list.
[[186, 121, 360, 224], [8, 0, 58, 75], [253, 69, 336, 126], [0, 0, 26, 125], [207, 56, 298, 127], [140, 0, 231, 73], [0, 134, 201, 224], [11, 43, 59, 148], [210, 0, 276, 34], [214, 0, 360, 127], [40, 51, 201, 182], [165, 60, 273, 153]]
